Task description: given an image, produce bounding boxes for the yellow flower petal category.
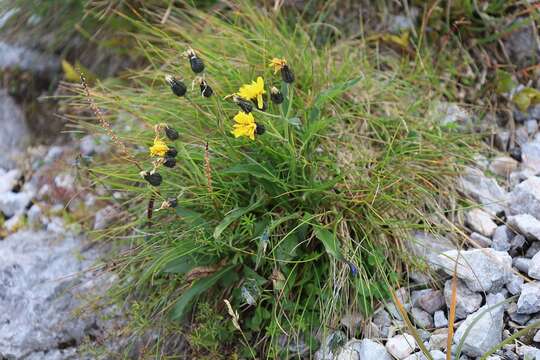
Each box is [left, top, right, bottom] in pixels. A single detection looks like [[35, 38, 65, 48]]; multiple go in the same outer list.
[[234, 111, 255, 125], [149, 138, 169, 157], [257, 94, 263, 109], [237, 77, 265, 104], [269, 58, 287, 74]]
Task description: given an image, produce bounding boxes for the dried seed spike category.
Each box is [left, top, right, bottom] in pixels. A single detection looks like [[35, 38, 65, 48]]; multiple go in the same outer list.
[[80, 72, 143, 171]]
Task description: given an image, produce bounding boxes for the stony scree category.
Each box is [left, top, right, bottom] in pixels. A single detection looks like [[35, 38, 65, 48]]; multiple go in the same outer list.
[[437, 249, 513, 292]]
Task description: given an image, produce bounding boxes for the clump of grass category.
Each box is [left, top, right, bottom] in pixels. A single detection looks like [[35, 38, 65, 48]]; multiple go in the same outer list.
[[73, 2, 476, 357]]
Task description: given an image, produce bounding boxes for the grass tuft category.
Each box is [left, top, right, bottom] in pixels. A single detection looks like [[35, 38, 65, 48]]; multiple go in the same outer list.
[[72, 2, 477, 357]]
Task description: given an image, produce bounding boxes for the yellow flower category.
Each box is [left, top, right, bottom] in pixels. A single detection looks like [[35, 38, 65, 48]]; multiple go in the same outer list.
[[231, 111, 257, 140], [238, 76, 266, 110], [149, 138, 169, 157], [269, 58, 287, 74]]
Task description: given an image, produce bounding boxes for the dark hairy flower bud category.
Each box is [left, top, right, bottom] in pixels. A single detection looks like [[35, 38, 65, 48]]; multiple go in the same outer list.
[[509, 147, 522, 162], [165, 75, 187, 97], [187, 49, 204, 73], [168, 198, 178, 208], [166, 147, 178, 158], [255, 123, 266, 135], [200, 80, 213, 98], [234, 96, 253, 113], [163, 157, 176, 168], [270, 86, 284, 104], [280, 65, 294, 83], [141, 171, 162, 186], [165, 126, 179, 140]]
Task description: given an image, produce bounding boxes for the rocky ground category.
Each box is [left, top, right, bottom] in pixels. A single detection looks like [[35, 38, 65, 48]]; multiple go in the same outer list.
[[0, 38, 128, 358]]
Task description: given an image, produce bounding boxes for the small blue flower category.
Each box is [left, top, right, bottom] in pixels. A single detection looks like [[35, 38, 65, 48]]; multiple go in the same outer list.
[[346, 260, 359, 277]]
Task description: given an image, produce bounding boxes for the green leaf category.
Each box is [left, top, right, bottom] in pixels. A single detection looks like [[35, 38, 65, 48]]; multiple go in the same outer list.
[[495, 70, 515, 94], [288, 117, 302, 128], [313, 227, 344, 261], [222, 163, 277, 182], [314, 76, 362, 107], [513, 87, 540, 112], [213, 197, 266, 240], [171, 265, 234, 320]]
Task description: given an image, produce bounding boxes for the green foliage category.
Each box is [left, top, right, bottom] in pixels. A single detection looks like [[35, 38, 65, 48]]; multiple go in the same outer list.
[[76, 1, 475, 356]]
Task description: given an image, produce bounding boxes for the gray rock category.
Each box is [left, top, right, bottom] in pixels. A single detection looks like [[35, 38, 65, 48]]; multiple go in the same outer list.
[[346, 339, 392, 360], [0, 191, 32, 217], [0, 168, 21, 193], [516, 345, 540, 360], [453, 293, 505, 357], [437, 249, 513, 292], [430, 350, 446, 360], [505, 22, 540, 67], [0, 230, 107, 358], [509, 214, 540, 240], [406, 231, 456, 270], [527, 242, 540, 258], [27, 204, 43, 227], [411, 307, 433, 329], [470, 232, 492, 248], [522, 141, 540, 174], [507, 274, 524, 295], [372, 309, 391, 338], [458, 167, 508, 216], [492, 225, 512, 251], [534, 329, 540, 342], [516, 126, 530, 146], [510, 234, 527, 254], [529, 252, 540, 280], [0, 90, 31, 169], [508, 177, 540, 219], [514, 257, 532, 273], [433, 310, 448, 328], [386, 333, 417, 359], [494, 130, 511, 151], [517, 282, 540, 314], [489, 156, 518, 177], [0, 41, 59, 74], [507, 302, 531, 325], [444, 279, 482, 319], [413, 289, 445, 314], [429, 328, 448, 350], [526, 119, 539, 135], [465, 208, 497, 237]]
